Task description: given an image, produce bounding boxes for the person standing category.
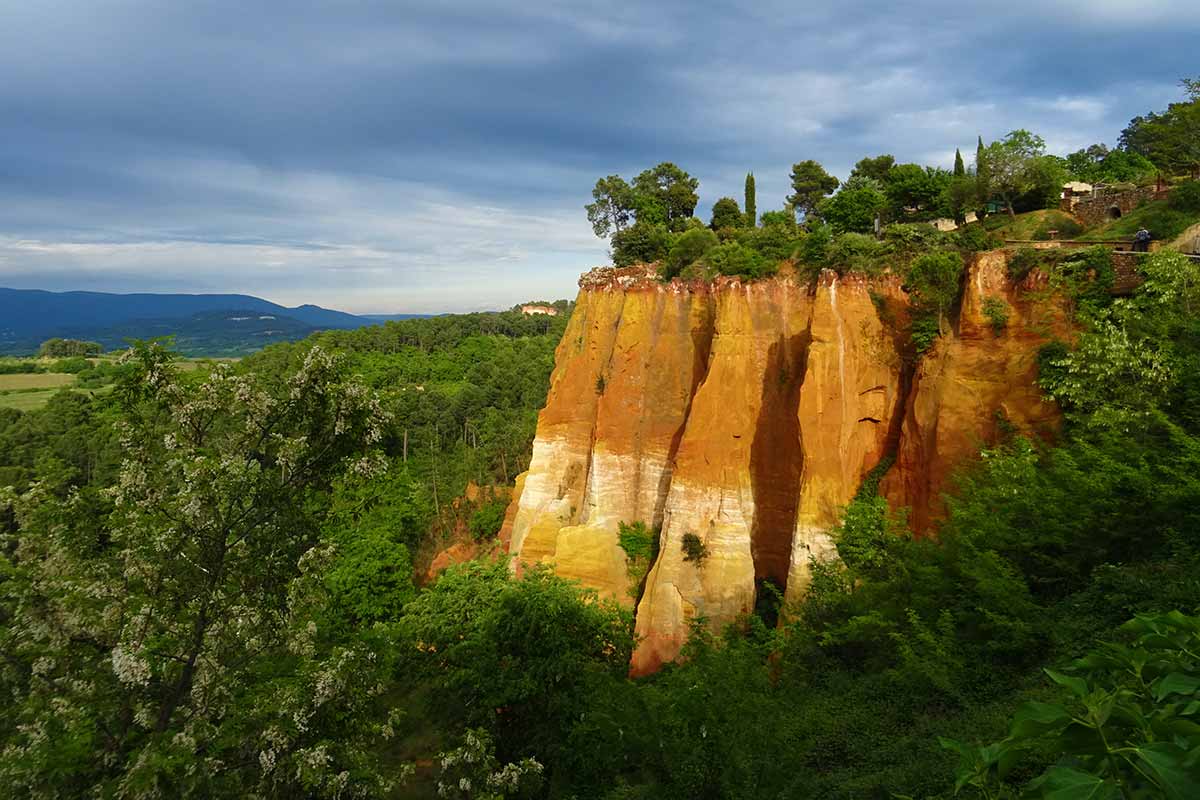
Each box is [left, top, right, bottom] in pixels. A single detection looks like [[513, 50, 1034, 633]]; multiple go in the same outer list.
[[1134, 227, 1152, 252]]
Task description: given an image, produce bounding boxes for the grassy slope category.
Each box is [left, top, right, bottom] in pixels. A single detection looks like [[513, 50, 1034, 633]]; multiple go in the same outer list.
[[982, 209, 1084, 240], [1080, 198, 1200, 242]]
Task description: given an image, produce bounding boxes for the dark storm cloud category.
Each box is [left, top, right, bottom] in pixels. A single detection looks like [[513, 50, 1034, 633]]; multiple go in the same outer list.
[[0, 1, 1195, 312]]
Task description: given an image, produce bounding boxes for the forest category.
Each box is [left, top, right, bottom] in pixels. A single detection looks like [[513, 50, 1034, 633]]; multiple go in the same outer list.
[[2, 83, 1200, 799]]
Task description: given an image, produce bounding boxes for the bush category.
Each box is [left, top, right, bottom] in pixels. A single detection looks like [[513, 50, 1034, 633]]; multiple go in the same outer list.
[[618, 521, 659, 599], [798, 223, 833, 265], [701, 241, 773, 279], [954, 223, 1001, 252], [1036, 340, 1070, 389], [469, 497, 508, 541], [1168, 179, 1200, 213], [50, 357, 92, 374], [661, 228, 719, 280], [981, 297, 1009, 335], [737, 225, 804, 262], [910, 314, 940, 354], [681, 532, 708, 563], [1007, 247, 1042, 282], [612, 221, 670, 267], [1032, 215, 1083, 241], [0, 361, 41, 375], [825, 232, 884, 274]]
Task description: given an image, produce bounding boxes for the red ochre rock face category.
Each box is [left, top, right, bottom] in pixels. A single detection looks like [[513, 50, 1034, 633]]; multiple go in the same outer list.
[[503, 255, 1068, 674]]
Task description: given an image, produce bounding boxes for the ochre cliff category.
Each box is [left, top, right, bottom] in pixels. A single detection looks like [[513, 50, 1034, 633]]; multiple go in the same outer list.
[[502, 253, 1066, 674]]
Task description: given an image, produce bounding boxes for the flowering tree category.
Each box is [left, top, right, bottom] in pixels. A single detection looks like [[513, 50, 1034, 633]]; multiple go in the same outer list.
[[0, 342, 406, 797]]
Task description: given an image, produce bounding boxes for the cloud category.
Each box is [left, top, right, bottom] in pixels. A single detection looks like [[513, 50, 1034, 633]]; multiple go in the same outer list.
[[0, 0, 1196, 310]]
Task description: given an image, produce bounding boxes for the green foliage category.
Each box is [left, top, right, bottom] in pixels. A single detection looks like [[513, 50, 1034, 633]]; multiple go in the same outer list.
[[984, 130, 1051, 215], [633, 162, 700, 231], [662, 227, 715, 281], [1066, 143, 1157, 184], [904, 250, 965, 322], [1083, 198, 1197, 243], [618, 521, 659, 600], [787, 160, 839, 218], [1119, 78, 1200, 174], [612, 221, 671, 266], [708, 196, 743, 232], [798, 222, 834, 264], [945, 611, 1200, 799], [700, 241, 773, 279], [851, 154, 896, 183], [1032, 213, 1083, 241], [1008, 247, 1045, 281], [37, 338, 103, 358], [401, 561, 634, 767], [955, 223, 1002, 252], [819, 176, 887, 233], [585, 175, 637, 238], [470, 496, 508, 541], [743, 172, 756, 227], [1168, 179, 1200, 213], [435, 728, 544, 799], [824, 232, 885, 274], [910, 314, 941, 354], [982, 296, 1010, 335], [0, 343, 402, 796], [885, 163, 951, 221], [681, 532, 708, 563]]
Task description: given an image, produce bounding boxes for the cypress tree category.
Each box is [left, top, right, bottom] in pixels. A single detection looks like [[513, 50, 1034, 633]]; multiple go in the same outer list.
[[975, 135, 990, 213], [744, 172, 757, 227], [953, 148, 965, 177]]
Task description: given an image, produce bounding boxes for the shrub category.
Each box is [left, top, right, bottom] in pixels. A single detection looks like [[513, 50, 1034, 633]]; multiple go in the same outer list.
[[1032, 215, 1083, 241], [981, 296, 1009, 335], [1007, 246, 1042, 282], [702, 241, 772, 279], [618, 521, 659, 599], [469, 497, 508, 541], [825, 232, 884, 274], [904, 250, 964, 319], [738, 225, 804, 262], [910, 314, 940, 354], [1036, 340, 1070, 389], [612, 221, 670, 266], [50, 357, 92, 374], [954, 223, 1001, 252], [798, 223, 834, 265], [882, 223, 945, 254], [1168, 179, 1200, 213], [661, 228, 719, 280], [681, 532, 708, 563]]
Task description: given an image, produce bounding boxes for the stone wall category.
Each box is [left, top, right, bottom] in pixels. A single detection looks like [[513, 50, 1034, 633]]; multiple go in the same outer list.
[[1066, 185, 1165, 228]]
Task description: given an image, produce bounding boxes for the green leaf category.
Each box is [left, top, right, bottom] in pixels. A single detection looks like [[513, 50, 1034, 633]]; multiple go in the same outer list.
[[1137, 742, 1200, 800], [1154, 672, 1200, 702], [1026, 765, 1121, 800], [1011, 701, 1073, 738], [1046, 668, 1089, 699]]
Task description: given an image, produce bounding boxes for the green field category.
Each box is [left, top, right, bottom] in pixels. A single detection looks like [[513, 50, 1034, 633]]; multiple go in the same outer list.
[[0, 359, 226, 411], [0, 373, 77, 391]]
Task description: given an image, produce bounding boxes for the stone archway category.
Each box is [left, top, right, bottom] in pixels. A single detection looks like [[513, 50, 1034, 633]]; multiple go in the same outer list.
[[1108, 206, 1122, 220]]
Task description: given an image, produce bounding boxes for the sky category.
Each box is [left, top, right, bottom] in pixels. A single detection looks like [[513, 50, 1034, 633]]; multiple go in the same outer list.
[[1, 1, 1196, 313]]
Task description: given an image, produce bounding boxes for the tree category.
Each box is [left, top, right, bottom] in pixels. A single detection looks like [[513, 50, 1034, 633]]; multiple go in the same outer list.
[[709, 197, 743, 231], [37, 338, 103, 358], [744, 173, 756, 228], [953, 148, 965, 178], [787, 160, 839, 220], [904, 251, 964, 330], [611, 220, 670, 266], [633, 162, 699, 230], [884, 164, 951, 221], [0, 342, 402, 796], [1119, 78, 1200, 174], [975, 135, 990, 213], [984, 129, 1047, 217], [662, 227, 719, 279], [818, 176, 887, 234], [585, 175, 636, 239], [850, 154, 896, 183]]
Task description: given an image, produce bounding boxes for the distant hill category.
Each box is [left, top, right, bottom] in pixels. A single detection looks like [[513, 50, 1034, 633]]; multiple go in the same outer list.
[[360, 313, 438, 322], [0, 288, 374, 356]]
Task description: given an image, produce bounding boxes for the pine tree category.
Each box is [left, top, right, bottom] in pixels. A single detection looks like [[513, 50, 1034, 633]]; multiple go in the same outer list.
[[954, 148, 965, 177], [744, 172, 757, 227]]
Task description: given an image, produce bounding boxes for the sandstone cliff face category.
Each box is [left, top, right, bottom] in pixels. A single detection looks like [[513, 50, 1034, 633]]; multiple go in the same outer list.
[[505, 254, 1064, 673]]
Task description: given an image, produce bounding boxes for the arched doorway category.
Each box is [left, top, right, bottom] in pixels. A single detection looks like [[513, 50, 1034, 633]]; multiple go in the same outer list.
[[1108, 206, 1122, 220]]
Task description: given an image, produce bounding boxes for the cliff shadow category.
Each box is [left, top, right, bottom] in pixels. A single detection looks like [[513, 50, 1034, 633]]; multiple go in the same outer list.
[[749, 333, 809, 589]]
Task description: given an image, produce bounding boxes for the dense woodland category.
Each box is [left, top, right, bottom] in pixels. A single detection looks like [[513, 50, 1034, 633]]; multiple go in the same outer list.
[[2, 82, 1200, 799]]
